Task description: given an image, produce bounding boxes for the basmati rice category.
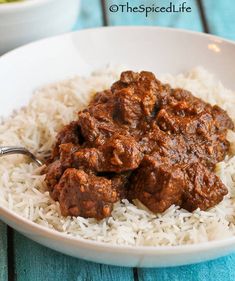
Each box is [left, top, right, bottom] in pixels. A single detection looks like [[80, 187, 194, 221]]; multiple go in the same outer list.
[[1, 66, 235, 246]]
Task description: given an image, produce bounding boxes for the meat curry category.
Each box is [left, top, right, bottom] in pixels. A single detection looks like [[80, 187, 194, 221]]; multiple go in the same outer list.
[[45, 71, 234, 220]]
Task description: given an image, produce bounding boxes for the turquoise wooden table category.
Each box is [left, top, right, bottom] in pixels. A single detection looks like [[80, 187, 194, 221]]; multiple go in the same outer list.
[[1, 0, 235, 280]]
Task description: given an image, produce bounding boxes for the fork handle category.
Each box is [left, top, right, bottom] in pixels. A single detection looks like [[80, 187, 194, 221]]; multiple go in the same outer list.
[[0, 146, 43, 167]]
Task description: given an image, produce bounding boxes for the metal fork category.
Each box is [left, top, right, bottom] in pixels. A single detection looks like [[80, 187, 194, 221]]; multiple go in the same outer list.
[[0, 146, 43, 167]]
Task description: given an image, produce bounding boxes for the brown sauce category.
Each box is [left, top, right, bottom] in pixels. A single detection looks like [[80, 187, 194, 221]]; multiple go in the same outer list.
[[45, 71, 234, 220]]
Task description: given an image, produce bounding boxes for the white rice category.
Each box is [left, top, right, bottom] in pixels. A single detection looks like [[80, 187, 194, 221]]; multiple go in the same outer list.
[[1, 66, 235, 246]]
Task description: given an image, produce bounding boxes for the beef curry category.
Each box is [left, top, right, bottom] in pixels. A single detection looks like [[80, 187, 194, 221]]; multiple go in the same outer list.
[[45, 71, 234, 220]]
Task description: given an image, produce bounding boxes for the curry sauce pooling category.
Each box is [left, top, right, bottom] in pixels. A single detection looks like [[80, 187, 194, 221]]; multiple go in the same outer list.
[[45, 71, 234, 220]]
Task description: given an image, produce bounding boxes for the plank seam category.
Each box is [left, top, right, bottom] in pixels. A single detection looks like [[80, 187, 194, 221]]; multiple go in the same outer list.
[[133, 267, 139, 281], [100, 0, 108, 26], [196, 0, 210, 33], [7, 227, 15, 281]]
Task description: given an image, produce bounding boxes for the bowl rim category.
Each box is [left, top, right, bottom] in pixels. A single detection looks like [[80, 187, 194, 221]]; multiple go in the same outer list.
[[1, 25, 235, 60], [1, 204, 235, 255], [0, 0, 61, 12], [0, 25, 235, 255]]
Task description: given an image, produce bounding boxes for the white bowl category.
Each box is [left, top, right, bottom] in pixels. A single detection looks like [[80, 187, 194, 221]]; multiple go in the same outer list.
[[0, 27, 235, 267], [0, 0, 80, 55]]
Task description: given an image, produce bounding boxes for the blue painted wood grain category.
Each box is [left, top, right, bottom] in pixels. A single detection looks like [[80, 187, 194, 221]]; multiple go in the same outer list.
[[138, 255, 235, 281], [5, 1, 235, 281], [14, 233, 134, 281], [0, 222, 7, 281], [105, 0, 203, 31], [74, 0, 103, 30], [203, 0, 235, 40]]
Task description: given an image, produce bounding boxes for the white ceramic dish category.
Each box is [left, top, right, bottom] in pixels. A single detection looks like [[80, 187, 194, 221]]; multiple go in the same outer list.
[[0, 26, 235, 267], [0, 0, 80, 55]]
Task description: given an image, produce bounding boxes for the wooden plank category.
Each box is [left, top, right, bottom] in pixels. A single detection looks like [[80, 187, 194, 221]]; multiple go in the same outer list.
[[202, 0, 235, 40], [138, 255, 235, 281], [0, 222, 7, 281], [14, 232, 134, 281], [74, 0, 104, 30], [105, 0, 203, 31]]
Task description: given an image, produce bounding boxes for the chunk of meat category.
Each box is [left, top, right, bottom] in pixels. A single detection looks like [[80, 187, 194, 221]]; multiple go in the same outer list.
[[140, 124, 188, 163], [129, 156, 185, 213], [111, 71, 159, 126], [56, 168, 119, 219], [156, 109, 216, 135], [73, 135, 142, 173], [78, 111, 122, 146], [111, 173, 129, 199], [154, 93, 233, 168], [51, 121, 82, 160], [182, 163, 228, 211], [90, 90, 113, 105], [45, 160, 64, 200], [59, 143, 80, 167], [157, 88, 208, 114], [129, 159, 228, 214], [212, 105, 234, 132]]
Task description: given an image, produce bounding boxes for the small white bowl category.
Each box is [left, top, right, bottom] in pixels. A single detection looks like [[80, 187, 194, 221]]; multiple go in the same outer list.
[[0, 0, 80, 55]]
